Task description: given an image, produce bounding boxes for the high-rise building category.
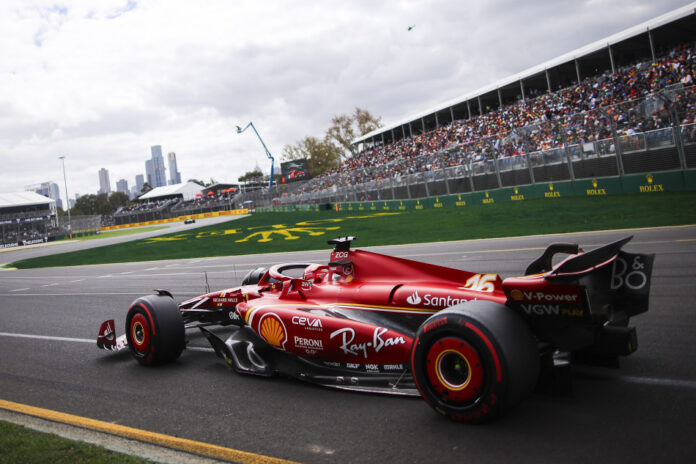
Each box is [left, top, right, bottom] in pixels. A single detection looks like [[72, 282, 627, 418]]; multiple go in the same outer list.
[[116, 179, 128, 194], [98, 168, 111, 194], [150, 145, 167, 188], [167, 152, 181, 185], [25, 182, 62, 209], [135, 174, 144, 193], [145, 159, 154, 187]]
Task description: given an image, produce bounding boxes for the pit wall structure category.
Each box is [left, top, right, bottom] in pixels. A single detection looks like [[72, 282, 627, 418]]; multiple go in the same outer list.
[[258, 170, 695, 213], [101, 208, 249, 231]]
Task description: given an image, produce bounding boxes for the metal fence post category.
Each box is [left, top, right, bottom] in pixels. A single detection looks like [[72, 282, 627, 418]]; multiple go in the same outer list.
[[609, 120, 625, 176]]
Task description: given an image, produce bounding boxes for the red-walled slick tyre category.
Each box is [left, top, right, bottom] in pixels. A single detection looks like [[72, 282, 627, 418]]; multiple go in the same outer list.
[[411, 300, 539, 423], [125, 294, 185, 366]]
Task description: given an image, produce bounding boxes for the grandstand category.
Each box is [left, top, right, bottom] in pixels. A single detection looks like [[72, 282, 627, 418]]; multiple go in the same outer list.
[[0, 192, 56, 248], [234, 4, 696, 207], [112, 182, 246, 225]]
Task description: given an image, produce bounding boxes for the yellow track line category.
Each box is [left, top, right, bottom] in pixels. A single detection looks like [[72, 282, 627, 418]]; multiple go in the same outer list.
[[0, 399, 299, 464]]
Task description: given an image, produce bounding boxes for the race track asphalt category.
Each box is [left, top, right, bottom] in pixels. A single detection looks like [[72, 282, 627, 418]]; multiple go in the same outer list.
[[1, 225, 695, 463]]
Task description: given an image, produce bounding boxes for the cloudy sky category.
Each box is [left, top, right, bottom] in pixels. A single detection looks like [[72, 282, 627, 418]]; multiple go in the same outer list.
[[0, 0, 691, 201]]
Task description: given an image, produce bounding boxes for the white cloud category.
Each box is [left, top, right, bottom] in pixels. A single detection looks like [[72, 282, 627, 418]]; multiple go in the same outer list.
[[0, 0, 691, 199]]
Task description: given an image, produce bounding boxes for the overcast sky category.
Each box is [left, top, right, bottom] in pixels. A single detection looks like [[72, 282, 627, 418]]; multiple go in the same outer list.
[[0, 0, 692, 201]]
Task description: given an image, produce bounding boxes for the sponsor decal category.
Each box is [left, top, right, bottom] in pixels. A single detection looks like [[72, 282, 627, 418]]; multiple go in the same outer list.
[[382, 364, 404, 371], [406, 291, 422, 305], [258, 313, 288, 349], [365, 364, 380, 372], [511, 188, 524, 201], [545, 183, 560, 198], [512, 290, 580, 303], [520, 304, 584, 317], [640, 175, 664, 193], [423, 317, 447, 333], [291, 315, 323, 331], [482, 192, 494, 204], [346, 363, 361, 369], [330, 327, 407, 358], [586, 179, 606, 196], [611, 255, 649, 291], [333, 251, 350, 260], [212, 297, 239, 304], [301, 280, 313, 291], [294, 336, 323, 350], [434, 198, 444, 208], [456, 195, 467, 207], [406, 291, 467, 308], [521, 304, 560, 316], [229, 311, 240, 321]]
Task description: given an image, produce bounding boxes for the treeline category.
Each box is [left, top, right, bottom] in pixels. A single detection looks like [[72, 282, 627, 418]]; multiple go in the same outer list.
[[237, 108, 383, 182]]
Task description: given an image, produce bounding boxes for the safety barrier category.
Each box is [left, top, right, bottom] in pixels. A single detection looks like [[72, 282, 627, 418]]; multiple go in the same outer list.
[[101, 208, 248, 231], [258, 170, 695, 213]]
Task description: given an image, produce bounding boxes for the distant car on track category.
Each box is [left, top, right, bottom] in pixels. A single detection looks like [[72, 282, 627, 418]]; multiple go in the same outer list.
[[98, 236, 653, 422], [184, 218, 195, 224]]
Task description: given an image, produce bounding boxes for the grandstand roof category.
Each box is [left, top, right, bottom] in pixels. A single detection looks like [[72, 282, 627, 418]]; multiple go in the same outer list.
[[138, 182, 203, 201], [353, 2, 696, 145], [0, 191, 55, 209]]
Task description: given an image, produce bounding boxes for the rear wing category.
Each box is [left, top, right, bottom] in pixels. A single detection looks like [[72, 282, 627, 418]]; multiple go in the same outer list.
[[543, 236, 655, 319], [504, 236, 654, 353]]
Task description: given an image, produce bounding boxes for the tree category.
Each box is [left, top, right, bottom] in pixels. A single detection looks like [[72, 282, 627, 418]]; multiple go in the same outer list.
[[140, 182, 152, 194], [281, 136, 341, 177], [71, 193, 112, 216], [326, 107, 382, 159], [108, 192, 130, 212], [238, 170, 263, 183]]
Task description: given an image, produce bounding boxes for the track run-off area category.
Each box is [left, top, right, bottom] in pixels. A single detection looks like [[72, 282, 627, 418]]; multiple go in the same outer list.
[[1, 225, 695, 463]]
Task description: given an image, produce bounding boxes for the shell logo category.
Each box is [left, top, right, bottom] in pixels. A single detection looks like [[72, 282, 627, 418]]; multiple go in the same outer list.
[[510, 289, 524, 301], [259, 313, 287, 349]]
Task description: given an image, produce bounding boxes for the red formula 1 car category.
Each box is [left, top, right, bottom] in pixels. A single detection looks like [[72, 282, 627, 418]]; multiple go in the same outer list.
[[97, 236, 654, 422]]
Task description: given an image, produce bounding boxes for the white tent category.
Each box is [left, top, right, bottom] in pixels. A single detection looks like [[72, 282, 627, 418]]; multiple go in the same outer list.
[[0, 191, 55, 210], [137, 182, 203, 202]]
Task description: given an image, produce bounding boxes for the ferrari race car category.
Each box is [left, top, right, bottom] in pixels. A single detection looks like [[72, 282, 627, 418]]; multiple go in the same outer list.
[[97, 236, 654, 423]]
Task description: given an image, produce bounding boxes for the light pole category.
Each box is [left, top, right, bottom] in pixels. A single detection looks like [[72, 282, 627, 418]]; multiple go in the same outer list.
[[236, 122, 275, 191], [58, 156, 72, 238]]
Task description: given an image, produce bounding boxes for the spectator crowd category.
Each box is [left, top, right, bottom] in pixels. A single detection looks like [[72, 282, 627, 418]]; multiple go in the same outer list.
[[296, 44, 696, 196]]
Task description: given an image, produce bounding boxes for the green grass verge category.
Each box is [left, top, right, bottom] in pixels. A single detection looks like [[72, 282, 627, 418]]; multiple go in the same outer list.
[[10, 192, 696, 269], [75, 226, 169, 241], [0, 420, 152, 464]]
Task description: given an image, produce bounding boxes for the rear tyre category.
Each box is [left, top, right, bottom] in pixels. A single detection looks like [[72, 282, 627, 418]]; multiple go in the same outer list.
[[125, 294, 185, 366], [411, 300, 539, 423]]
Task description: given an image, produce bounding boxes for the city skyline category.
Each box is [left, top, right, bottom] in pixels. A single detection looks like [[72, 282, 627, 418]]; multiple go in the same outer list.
[[2, 1, 689, 198]]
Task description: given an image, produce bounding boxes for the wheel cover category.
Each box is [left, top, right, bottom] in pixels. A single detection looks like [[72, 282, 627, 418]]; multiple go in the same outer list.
[[426, 337, 484, 403], [130, 313, 150, 354]]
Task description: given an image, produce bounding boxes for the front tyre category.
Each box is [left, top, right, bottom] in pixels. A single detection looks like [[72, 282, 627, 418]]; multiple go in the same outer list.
[[125, 294, 185, 366], [411, 300, 539, 423]]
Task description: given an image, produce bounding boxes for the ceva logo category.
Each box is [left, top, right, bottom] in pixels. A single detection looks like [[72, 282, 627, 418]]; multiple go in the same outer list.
[[407, 291, 422, 305]]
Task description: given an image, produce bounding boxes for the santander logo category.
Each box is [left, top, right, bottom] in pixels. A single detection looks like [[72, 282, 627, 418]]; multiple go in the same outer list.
[[407, 291, 422, 305]]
